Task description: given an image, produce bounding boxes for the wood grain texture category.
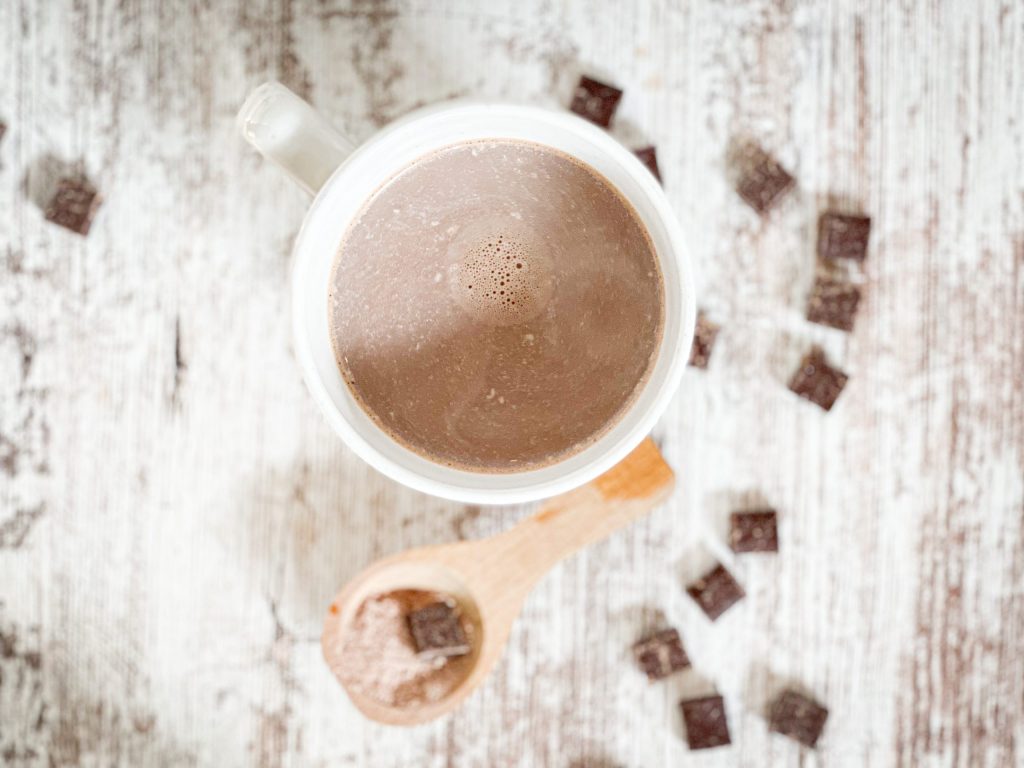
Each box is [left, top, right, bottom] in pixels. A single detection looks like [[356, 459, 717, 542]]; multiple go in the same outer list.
[[1, 1, 1022, 766]]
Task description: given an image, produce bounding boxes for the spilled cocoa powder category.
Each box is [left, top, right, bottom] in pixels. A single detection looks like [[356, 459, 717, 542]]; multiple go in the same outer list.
[[322, 589, 474, 709]]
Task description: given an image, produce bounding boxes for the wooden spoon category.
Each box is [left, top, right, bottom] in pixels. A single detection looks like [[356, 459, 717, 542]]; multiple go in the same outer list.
[[321, 438, 674, 725]]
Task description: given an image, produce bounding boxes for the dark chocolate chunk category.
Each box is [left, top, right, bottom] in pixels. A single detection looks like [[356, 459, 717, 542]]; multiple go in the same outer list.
[[730, 510, 779, 553], [680, 695, 731, 750], [817, 213, 871, 262], [769, 689, 829, 748], [570, 76, 623, 128], [807, 273, 862, 331], [735, 147, 794, 214], [44, 177, 102, 236], [634, 146, 661, 183], [632, 628, 690, 680], [688, 311, 720, 369], [407, 601, 470, 660], [788, 347, 848, 411], [0, 121, 6, 143], [686, 563, 744, 620]]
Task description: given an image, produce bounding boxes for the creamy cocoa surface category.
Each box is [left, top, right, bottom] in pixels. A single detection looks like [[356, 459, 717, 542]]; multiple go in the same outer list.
[[329, 139, 664, 471]]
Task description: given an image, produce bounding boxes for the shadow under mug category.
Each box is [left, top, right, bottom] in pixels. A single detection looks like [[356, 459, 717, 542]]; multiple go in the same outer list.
[[237, 82, 695, 505]]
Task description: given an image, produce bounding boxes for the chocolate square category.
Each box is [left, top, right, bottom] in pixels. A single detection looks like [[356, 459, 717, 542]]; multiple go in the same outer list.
[[632, 628, 690, 681], [634, 146, 661, 183], [769, 690, 829, 748], [688, 311, 720, 369], [570, 76, 623, 128], [686, 563, 744, 620], [735, 147, 794, 214], [44, 177, 102, 235], [680, 695, 731, 750], [788, 347, 848, 411], [807, 273, 862, 331], [818, 213, 871, 262], [407, 602, 470, 660], [729, 510, 778, 553]]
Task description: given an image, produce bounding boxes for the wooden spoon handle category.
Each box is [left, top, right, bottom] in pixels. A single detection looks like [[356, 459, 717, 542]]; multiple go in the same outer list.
[[467, 438, 675, 604]]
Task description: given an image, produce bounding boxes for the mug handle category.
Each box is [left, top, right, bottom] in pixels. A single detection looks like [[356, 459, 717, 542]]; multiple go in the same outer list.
[[236, 81, 355, 197]]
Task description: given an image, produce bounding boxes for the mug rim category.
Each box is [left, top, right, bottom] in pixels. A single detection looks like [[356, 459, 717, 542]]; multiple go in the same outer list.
[[290, 100, 695, 504]]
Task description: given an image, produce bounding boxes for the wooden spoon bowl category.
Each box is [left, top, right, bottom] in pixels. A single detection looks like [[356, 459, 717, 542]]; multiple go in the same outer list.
[[322, 438, 674, 726]]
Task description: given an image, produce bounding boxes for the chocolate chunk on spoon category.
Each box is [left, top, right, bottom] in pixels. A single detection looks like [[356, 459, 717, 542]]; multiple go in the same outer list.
[[408, 601, 471, 660]]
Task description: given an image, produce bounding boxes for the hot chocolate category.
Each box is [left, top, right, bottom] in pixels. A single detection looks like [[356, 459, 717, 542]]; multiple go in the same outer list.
[[329, 139, 664, 471]]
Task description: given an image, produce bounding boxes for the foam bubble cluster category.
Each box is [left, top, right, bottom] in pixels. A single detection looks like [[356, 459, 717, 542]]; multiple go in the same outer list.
[[450, 226, 551, 326]]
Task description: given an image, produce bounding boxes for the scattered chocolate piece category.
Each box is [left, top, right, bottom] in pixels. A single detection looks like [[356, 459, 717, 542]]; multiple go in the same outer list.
[[818, 213, 871, 262], [0, 121, 6, 143], [632, 628, 690, 680], [769, 689, 829, 748], [680, 695, 731, 750], [686, 563, 744, 620], [730, 510, 779, 553], [407, 601, 470, 660], [44, 177, 102, 235], [570, 76, 623, 128], [634, 146, 661, 183], [735, 146, 795, 214], [688, 311, 720, 369], [788, 347, 848, 411], [807, 273, 862, 331]]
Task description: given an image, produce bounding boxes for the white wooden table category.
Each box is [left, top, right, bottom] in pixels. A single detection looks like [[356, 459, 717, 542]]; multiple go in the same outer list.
[[2, 1, 1022, 765]]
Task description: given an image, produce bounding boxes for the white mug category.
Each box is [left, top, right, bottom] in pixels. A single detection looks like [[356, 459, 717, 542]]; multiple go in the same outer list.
[[237, 82, 695, 505]]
